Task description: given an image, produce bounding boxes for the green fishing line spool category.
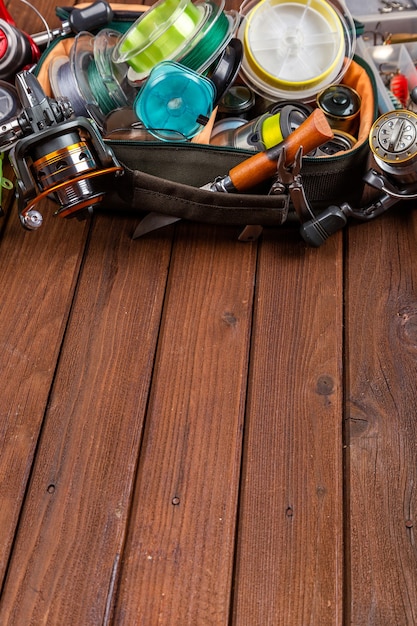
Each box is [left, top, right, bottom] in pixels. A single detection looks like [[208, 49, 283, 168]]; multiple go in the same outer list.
[[112, 0, 207, 81], [178, 0, 239, 73], [68, 30, 138, 127], [93, 29, 137, 109]]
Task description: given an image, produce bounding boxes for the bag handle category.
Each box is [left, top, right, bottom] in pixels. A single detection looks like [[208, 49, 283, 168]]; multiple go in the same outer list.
[[113, 167, 289, 226]]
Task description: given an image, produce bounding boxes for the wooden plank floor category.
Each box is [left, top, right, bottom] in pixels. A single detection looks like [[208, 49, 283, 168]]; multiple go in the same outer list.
[[0, 1, 416, 624]]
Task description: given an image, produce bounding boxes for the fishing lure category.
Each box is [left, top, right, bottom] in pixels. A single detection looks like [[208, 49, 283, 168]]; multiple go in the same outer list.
[[390, 70, 409, 108]]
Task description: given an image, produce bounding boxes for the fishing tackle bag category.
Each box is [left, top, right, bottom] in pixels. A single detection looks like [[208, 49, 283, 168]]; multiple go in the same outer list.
[[33, 9, 378, 232]]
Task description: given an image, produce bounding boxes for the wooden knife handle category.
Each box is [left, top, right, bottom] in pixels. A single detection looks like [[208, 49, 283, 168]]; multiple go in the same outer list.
[[228, 108, 334, 192]]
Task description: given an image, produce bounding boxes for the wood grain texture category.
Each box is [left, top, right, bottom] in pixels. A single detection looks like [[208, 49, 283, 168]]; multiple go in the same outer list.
[[0, 0, 86, 586], [0, 208, 88, 584], [112, 223, 257, 625], [345, 213, 417, 625], [2, 0, 417, 624], [0, 217, 173, 624], [232, 228, 344, 625]]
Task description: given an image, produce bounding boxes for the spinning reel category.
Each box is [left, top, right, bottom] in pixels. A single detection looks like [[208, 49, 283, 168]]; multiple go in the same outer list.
[[0, 0, 114, 81], [300, 109, 417, 246], [0, 70, 122, 229]]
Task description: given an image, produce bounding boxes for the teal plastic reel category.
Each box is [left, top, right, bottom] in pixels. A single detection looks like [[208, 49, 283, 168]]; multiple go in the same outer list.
[[133, 61, 215, 141]]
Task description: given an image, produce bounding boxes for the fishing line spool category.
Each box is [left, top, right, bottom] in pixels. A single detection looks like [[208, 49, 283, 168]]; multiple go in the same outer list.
[[210, 102, 312, 149], [49, 29, 137, 128], [210, 116, 247, 142], [207, 37, 243, 106], [133, 60, 215, 140], [49, 55, 90, 118], [217, 84, 256, 118], [112, 0, 239, 84], [178, 0, 239, 74], [237, 0, 355, 102], [112, 0, 207, 80], [311, 128, 356, 155]]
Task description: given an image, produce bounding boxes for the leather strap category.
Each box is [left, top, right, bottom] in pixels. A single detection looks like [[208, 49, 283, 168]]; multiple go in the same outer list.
[[113, 167, 289, 226]]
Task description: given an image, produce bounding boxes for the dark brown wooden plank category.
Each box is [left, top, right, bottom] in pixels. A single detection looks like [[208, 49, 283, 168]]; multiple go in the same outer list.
[[0, 215, 173, 624], [112, 223, 257, 625], [0, 207, 88, 584], [6, 0, 63, 37], [345, 213, 417, 625], [0, 0, 85, 586], [232, 228, 344, 625]]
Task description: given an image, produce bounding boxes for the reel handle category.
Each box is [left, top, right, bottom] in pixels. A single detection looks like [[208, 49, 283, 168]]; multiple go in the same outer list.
[[68, 1, 114, 33], [227, 108, 334, 192]]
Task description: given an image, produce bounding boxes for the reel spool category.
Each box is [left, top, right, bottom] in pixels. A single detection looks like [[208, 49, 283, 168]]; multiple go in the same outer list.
[[237, 0, 355, 102], [312, 128, 356, 155], [0, 0, 40, 81], [0, 20, 39, 80], [134, 61, 215, 140], [369, 109, 417, 187], [316, 83, 361, 136], [210, 102, 312, 149]]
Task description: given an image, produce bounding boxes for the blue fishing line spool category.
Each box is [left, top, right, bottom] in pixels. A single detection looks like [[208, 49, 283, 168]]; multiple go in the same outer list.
[[0, 81, 21, 123], [134, 61, 215, 140]]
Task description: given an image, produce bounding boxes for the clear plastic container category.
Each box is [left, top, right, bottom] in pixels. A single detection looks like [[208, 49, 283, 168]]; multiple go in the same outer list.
[[112, 0, 208, 80], [237, 0, 356, 101], [134, 61, 215, 140]]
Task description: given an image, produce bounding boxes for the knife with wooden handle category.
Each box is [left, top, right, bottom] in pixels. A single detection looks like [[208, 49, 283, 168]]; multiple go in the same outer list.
[[133, 108, 334, 237]]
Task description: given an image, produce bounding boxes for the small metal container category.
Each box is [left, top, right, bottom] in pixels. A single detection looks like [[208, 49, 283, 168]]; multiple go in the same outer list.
[[316, 84, 361, 136], [217, 85, 256, 119]]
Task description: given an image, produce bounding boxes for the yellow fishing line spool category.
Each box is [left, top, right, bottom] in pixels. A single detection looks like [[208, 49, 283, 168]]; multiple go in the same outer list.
[[237, 0, 355, 101], [112, 0, 207, 80], [261, 111, 284, 147], [244, 0, 344, 89]]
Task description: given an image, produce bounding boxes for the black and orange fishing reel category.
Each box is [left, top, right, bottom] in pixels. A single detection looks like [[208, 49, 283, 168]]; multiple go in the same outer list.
[[0, 70, 122, 229]]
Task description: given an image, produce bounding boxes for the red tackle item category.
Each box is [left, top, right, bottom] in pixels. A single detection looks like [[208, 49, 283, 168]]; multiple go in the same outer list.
[[390, 71, 409, 108]]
